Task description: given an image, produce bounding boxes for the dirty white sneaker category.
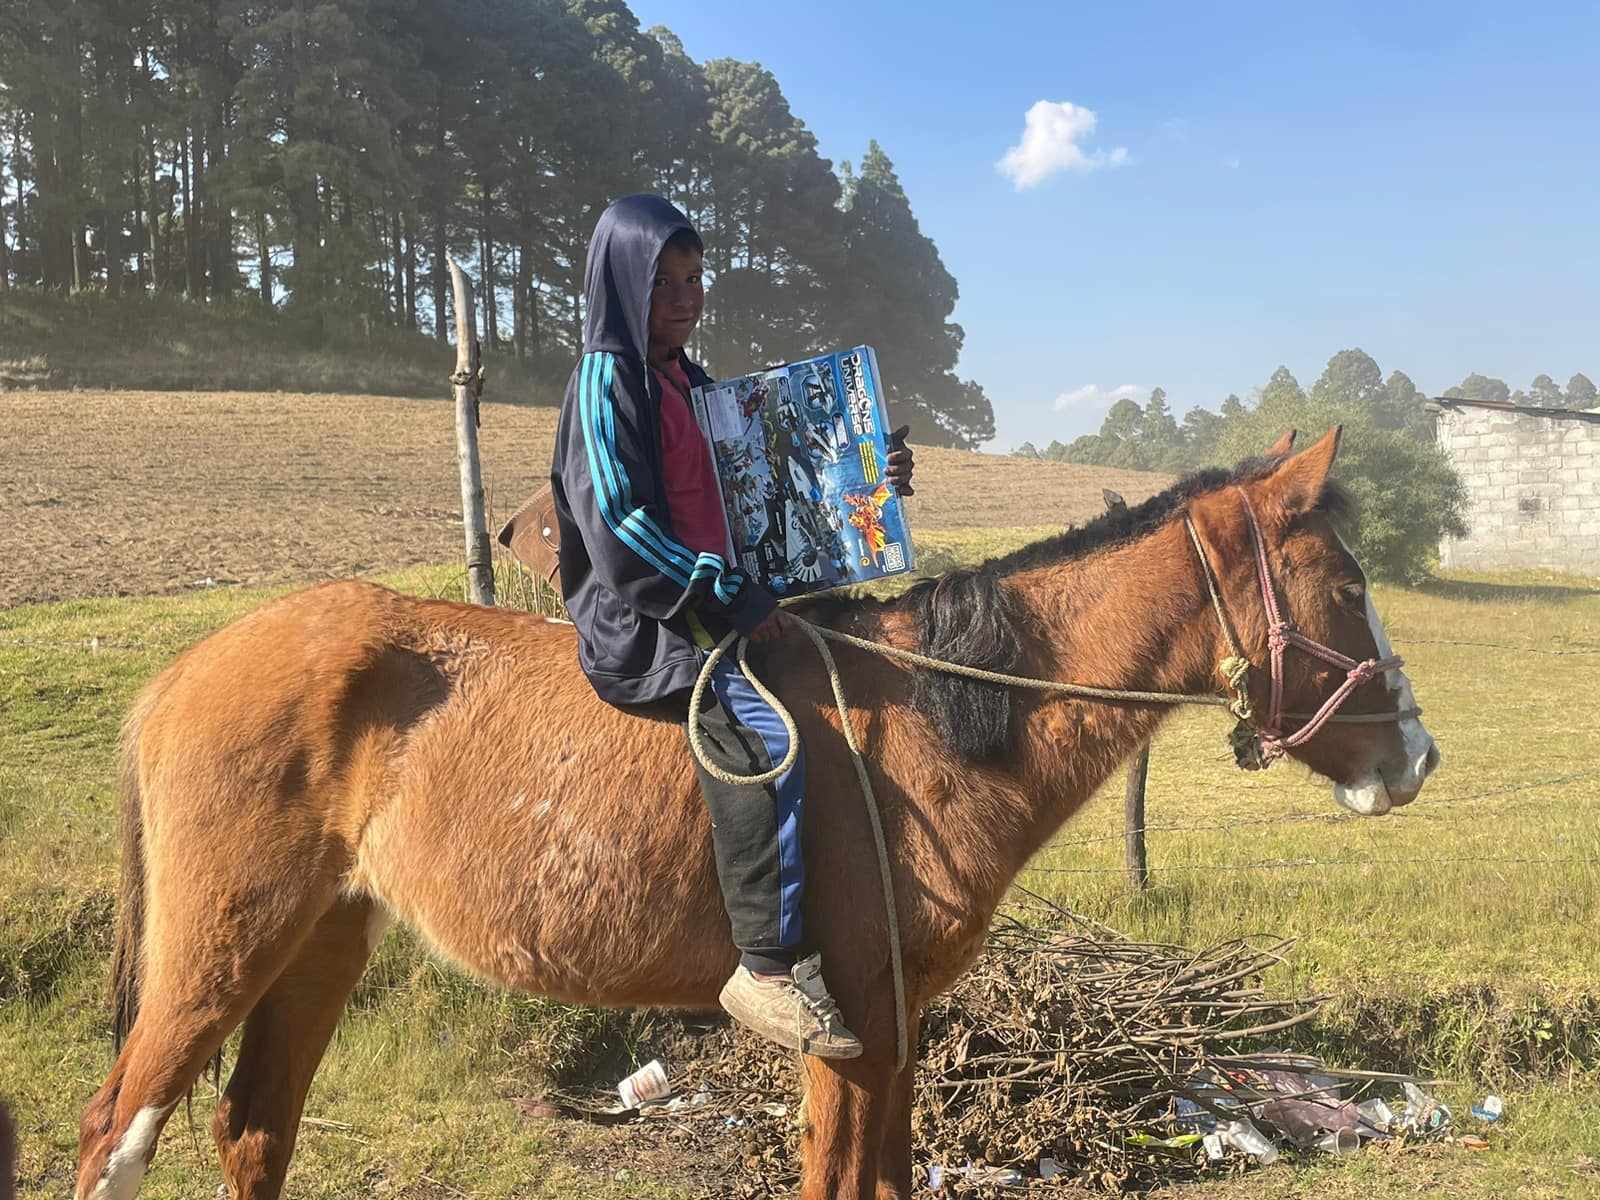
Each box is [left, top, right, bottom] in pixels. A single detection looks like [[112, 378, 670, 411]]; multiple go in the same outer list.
[[718, 953, 863, 1059]]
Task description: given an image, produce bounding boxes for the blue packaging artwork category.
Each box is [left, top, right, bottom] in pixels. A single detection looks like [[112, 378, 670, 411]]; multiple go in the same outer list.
[[690, 347, 915, 597]]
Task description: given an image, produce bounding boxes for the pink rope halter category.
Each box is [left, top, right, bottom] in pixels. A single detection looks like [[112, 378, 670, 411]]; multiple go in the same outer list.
[[1233, 488, 1403, 764]]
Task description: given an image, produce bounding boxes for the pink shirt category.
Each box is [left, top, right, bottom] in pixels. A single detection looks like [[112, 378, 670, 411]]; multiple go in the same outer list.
[[652, 360, 729, 557]]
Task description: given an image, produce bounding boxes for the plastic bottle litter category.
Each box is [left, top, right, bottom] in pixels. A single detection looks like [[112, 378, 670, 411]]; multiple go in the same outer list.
[[1470, 1094, 1503, 1122], [1314, 1127, 1362, 1155], [1356, 1097, 1397, 1130], [1400, 1081, 1450, 1134], [927, 1163, 1023, 1190], [1222, 1117, 1280, 1165], [616, 1059, 671, 1110]]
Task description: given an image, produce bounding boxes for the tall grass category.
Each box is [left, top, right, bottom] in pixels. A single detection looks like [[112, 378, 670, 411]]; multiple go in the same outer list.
[[2, 545, 1597, 1198]]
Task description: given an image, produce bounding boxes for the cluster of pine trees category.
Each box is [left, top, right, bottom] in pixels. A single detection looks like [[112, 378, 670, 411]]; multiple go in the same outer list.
[[0, 0, 994, 446], [1018, 352, 1595, 580], [1019, 357, 1597, 475]]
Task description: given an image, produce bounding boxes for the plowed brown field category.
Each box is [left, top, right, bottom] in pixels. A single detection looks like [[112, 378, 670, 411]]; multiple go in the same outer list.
[[1, 389, 1172, 609]]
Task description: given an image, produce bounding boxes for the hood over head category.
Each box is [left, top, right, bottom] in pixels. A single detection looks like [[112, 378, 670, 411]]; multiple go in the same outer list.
[[582, 194, 698, 359]]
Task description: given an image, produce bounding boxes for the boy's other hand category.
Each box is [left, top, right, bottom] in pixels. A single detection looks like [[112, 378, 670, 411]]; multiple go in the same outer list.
[[747, 608, 794, 644], [887, 425, 916, 496]]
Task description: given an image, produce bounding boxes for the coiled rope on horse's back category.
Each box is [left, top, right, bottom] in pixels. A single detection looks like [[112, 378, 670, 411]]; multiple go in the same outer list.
[[688, 607, 1422, 1070], [687, 618, 1253, 1072]]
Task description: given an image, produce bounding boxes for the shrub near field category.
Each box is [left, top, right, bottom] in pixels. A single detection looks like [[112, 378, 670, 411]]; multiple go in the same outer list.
[[2, 544, 1598, 1199]]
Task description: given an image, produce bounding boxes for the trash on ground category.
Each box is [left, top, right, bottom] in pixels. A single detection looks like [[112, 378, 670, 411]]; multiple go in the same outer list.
[[927, 1162, 1023, 1190], [1471, 1094, 1503, 1122], [1221, 1117, 1279, 1165], [516, 896, 1485, 1196], [617, 1058, 672, 1110], [1401, 1081, 1451, 1133]]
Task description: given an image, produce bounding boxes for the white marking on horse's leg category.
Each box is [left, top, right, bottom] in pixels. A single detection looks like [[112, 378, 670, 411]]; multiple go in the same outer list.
[[82, 1102, 175, 1200], [365, 905, 392, 953]]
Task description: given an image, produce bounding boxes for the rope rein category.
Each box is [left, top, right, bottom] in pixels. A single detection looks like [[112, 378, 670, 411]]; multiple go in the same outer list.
[[686, 498, 1420, 1070], [688, 620, 909, 1068]]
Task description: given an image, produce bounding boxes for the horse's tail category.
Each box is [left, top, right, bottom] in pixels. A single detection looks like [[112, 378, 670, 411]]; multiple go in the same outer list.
[[110, 683, 162, 1050]]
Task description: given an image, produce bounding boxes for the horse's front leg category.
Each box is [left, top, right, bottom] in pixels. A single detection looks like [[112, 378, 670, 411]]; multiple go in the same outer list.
[[800, 1046, 898, 1200], [873, 1009, 921, 1200]]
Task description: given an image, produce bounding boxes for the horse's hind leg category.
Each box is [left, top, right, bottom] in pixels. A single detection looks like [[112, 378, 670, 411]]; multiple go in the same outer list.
[[211, 896, 380, 1200], [76, 876, 342, 1200]]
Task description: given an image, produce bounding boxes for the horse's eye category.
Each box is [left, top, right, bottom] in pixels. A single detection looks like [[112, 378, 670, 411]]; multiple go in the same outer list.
[[1335, 582, 1365, 606]]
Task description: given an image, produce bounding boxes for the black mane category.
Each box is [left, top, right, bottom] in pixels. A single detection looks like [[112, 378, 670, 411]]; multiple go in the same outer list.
[[899, 455, 1352, 760]]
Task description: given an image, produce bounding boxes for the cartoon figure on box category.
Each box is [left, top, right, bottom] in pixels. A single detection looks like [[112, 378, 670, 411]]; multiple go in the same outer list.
[[694, 351, 907, 594], [843, 480, 893, 566]]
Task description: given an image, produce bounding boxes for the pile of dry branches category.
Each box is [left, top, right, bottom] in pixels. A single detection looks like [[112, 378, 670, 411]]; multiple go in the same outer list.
[[559, 894, 1332, 1197], [909, 895, 1325, 1191]]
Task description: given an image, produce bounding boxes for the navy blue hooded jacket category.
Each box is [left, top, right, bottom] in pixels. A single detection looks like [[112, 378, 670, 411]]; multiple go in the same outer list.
[[551, 195, 777, 706]]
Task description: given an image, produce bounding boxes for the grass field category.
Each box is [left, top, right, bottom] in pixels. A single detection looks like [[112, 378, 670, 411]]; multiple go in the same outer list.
[[3, 386, 1599, 1197], [3, 541, 1598, 1198]]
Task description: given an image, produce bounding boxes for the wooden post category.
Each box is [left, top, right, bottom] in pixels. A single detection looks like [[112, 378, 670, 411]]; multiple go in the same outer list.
[[449, 260, 495, 606], [1104, 488, 1149, 889], [1123, 746, 1150, 890]]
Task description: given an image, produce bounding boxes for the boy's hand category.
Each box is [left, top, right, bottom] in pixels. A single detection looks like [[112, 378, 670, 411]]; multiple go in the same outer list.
[[747, 608, 793, 644], [887, 425, 916, 496]]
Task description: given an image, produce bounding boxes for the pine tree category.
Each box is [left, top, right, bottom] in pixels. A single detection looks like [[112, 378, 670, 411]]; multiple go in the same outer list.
[[1141, 385, 1179, 446], [1258, 365, 1306, 412], [1181, 405, 1223, 463], [1567, 373, 1597, 411], [834, 141, 993, 447], [697, 57, 841, 372], [1311, 348, 1384, 411], [1528, 373, 1563, 408], [1444, 373, 1510, 404]]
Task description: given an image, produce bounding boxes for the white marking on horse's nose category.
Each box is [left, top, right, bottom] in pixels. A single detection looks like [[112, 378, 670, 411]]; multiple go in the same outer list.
[[1420, 739, 1441, 778]]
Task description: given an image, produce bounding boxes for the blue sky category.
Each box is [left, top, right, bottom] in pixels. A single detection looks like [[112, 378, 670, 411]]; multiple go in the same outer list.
[[629, 0, 1600, 451]]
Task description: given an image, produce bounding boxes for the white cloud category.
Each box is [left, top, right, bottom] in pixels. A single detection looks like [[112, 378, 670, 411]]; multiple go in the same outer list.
[[1054, 383, 1146, 412], [997, 100, 1129, 188]]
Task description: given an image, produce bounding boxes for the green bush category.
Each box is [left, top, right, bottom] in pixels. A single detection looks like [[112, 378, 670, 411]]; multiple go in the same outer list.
[[1215, 401, 1468, 584]]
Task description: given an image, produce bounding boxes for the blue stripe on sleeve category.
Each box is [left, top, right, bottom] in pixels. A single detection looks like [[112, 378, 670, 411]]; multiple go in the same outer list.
[[580, 354, 689, 584], [579, 351, 745, 604]]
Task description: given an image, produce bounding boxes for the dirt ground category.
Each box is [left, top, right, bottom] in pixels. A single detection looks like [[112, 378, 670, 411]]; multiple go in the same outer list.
[[0, 390, 1171, 609]]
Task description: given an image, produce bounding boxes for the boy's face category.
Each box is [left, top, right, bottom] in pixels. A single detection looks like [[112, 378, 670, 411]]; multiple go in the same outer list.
[[647, 243, 704, 359]]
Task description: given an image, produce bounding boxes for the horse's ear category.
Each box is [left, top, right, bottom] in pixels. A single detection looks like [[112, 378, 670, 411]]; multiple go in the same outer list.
[[1266, 426, 1342, 515], [1265, 429, 1297, 457]]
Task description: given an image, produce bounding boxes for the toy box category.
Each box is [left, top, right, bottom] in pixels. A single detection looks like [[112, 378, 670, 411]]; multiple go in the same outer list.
[[689, 347, 915, 597]]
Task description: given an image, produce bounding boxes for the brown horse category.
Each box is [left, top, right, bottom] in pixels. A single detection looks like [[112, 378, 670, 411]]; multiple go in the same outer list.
[[75, 428, 1437, 1200]]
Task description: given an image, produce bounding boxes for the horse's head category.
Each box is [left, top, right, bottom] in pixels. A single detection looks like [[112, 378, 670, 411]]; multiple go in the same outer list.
[[1191, 427, 1440, 814]]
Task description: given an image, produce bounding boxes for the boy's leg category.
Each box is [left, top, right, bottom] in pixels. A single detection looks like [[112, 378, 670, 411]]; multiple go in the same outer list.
[[689, 656, 805, 976], [688, 655, 860, 1059]]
